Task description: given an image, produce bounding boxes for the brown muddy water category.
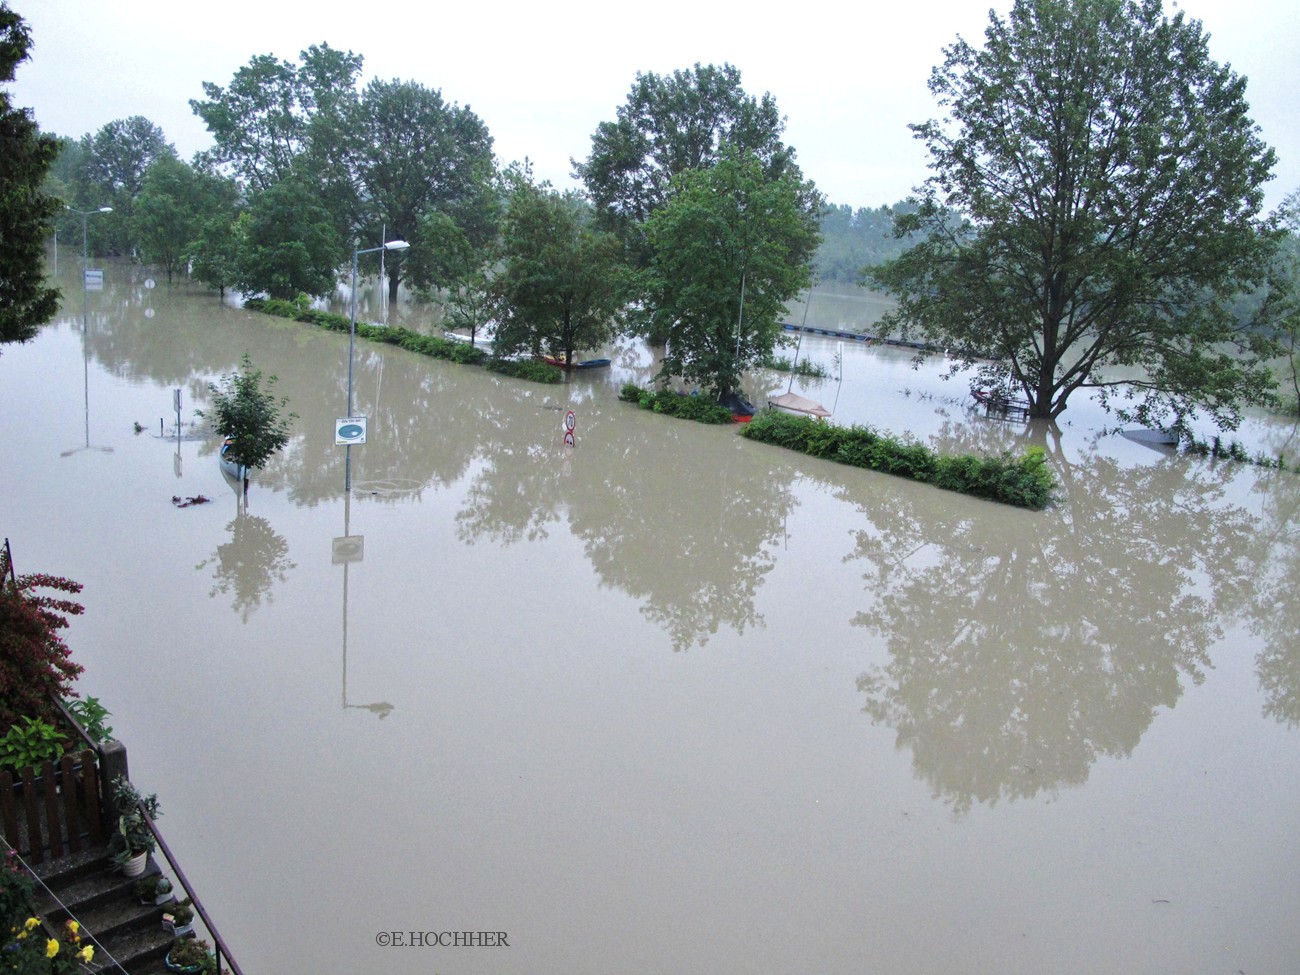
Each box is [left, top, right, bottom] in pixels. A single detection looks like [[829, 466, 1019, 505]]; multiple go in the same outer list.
[[2, 261, 1298, 974]]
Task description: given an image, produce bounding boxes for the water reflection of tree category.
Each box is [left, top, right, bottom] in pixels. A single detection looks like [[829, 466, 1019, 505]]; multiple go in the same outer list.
[[1245, 429, 1300, 727], [846, 435, 1261, 814], [456, 402, 800, 650], [196, 512, 296, 622]]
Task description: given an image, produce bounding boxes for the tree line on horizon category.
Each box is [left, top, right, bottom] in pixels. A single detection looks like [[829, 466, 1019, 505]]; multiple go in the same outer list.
[[6, 0, 1300, 425]]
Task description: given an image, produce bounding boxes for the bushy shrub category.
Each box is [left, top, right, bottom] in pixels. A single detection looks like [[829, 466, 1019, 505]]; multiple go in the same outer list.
[[618, 384, 733, 424], [486, 358, 561, 383], [0, 548, 84, 734], [740, 411, 1054, 509]]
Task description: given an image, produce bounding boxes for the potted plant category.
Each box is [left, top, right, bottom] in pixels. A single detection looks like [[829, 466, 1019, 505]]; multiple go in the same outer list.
[[162, 898, 195, 937], [107, 776, 160, 877], [135, 874, 173, 905], [165, 936, 217, 973]]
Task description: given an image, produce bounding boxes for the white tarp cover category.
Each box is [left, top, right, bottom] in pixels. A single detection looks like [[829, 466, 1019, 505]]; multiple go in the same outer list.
[[767, 392, 832, 418]]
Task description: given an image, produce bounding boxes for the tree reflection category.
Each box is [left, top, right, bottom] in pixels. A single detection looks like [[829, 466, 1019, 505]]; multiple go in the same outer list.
[[846, 431, 1261, 814], [1245, 426, 1300, 727], [196, 511, 296, 622]]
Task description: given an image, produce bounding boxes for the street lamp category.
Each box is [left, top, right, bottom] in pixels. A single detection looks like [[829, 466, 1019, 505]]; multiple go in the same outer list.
[[346, 238, 409, 491], [66, 205, 113, 332]]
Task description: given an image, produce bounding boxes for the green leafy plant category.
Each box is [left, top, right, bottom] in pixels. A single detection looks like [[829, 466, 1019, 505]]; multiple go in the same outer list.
[[166, 936, 218, 973], [65, 695, 113, 743], [619, 384, 734, 424], [0, 716, 66, 772], [163, 898, 195, 928], [107, 776, 161, 869]]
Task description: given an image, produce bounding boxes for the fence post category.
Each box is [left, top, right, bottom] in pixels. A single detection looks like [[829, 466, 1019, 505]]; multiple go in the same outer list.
[[98, 740, 129, 813]]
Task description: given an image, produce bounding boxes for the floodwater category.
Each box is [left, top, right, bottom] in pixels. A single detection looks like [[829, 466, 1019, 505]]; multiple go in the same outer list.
[[2, 261, 1298, 975]]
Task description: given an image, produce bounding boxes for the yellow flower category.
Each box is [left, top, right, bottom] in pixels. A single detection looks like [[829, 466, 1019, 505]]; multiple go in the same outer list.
[[46, 938, 59, 958], [76, 945, 95, 963], [65, 920, 79, 935], [23, 917, 39, 931]]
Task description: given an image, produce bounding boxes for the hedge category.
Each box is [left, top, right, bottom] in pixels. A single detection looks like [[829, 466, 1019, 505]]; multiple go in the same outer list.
[[243, 298, 558, 382], [739, 410, 1055, 509]]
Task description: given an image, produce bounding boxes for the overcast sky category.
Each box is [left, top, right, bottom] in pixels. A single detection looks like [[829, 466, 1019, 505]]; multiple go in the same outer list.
[[8, 0, 1298, 211]]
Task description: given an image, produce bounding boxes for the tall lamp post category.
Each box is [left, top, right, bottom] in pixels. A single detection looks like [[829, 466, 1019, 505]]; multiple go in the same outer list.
[[66, 205, 113, 332], [346, 238, 409, 490]]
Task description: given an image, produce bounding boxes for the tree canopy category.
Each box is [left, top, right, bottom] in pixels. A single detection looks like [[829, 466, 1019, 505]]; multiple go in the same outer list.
[[493, 171, 629, 364], [575, 63, 815, 262], [869, 0, 1279, 427], [1, 3, 60, 348], [644, 149, 821, 398]]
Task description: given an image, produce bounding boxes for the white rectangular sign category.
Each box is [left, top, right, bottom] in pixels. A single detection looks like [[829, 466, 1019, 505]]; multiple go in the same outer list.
[[84, 269, 104, 291], [335, 416, 368, 446]]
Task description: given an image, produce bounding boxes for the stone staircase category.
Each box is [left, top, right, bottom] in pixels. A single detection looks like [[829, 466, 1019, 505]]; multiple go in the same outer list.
[[32, 846, 181, 974]]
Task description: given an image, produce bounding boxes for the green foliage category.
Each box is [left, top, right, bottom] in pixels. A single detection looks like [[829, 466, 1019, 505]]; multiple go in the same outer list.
[[762, 353, 828, 378], [870, 0, 1279, 429], [619, 384, 734, 424], [107, 776, 160, 868], [348, 78, 497, 303], [815, 201, 920, 283], [72, 116, 176, 256], [133, 155, 201, 283], [234, 173, 346, 299], [644, 148, 821, 397], [166, 937, 218, 973], [576, 62, 814, 264], [198, 353, 295, 481], [740, 411, 1056, 509], [484, 357, 562, 384], [0, 717, 65, 772], [191, 44, 364, 194], [0, 545, 84, 734], [65, 695, 112, 743], [1, 5, 61, 347], [493, 170, 629, 363]]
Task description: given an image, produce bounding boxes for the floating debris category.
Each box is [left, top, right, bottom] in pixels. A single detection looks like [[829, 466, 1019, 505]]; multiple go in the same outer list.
[[171, 495, 211, 508]]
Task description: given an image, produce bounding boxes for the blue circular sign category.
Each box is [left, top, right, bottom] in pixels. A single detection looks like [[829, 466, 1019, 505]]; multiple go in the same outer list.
[[338, 423, 364, 441]]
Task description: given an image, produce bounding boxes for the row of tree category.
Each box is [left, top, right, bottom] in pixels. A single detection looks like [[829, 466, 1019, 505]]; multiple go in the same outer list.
[[8, 0, 1300, 424]]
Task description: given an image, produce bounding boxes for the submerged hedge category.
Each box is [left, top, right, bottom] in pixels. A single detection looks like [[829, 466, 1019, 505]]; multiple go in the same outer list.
[[618, 384, 733, 424], [740, 410, 1055, 509], [244, 298, 560, 383]]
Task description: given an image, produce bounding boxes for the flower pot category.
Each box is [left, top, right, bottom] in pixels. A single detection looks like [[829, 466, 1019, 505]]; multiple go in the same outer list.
[[120, 851, 148, 877], [164, 948, 205, 973]]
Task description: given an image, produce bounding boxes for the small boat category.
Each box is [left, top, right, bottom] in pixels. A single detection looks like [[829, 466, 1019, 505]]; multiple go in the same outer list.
[[218, 437, 247, 483], [718, 390, 756, 423], [540, 355, 612, 370], [767, 391, 832, 420]]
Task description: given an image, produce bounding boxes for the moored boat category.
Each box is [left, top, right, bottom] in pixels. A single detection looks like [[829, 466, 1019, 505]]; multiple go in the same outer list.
[[767, 391, 832, 420]]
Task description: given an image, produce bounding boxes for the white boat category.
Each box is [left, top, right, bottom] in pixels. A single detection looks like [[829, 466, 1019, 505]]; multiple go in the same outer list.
[[218, 437, 247, 483], [767, 391, 832, 420]]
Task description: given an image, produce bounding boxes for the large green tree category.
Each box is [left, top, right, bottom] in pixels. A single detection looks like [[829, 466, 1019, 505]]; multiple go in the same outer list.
[[644, 149, 820, 399], [493, 172, 628, 365], [74, 115, 176, 256], [0, 4, 59, 348], [190, 44, 362, 195], [575, 63, 815, 263], [234, 170, 345, 299], [870, 0, 1279, 427], [133, 155, 202, 282], [346, 78, 496, 304]]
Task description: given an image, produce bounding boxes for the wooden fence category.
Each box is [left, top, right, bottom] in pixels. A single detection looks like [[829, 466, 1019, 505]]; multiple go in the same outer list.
[[0, 749, 106, 864]]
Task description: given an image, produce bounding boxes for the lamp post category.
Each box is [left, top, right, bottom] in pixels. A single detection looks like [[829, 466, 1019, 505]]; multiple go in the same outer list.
[[346, 238, 409, 490], [66, 205, 113, 333]]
